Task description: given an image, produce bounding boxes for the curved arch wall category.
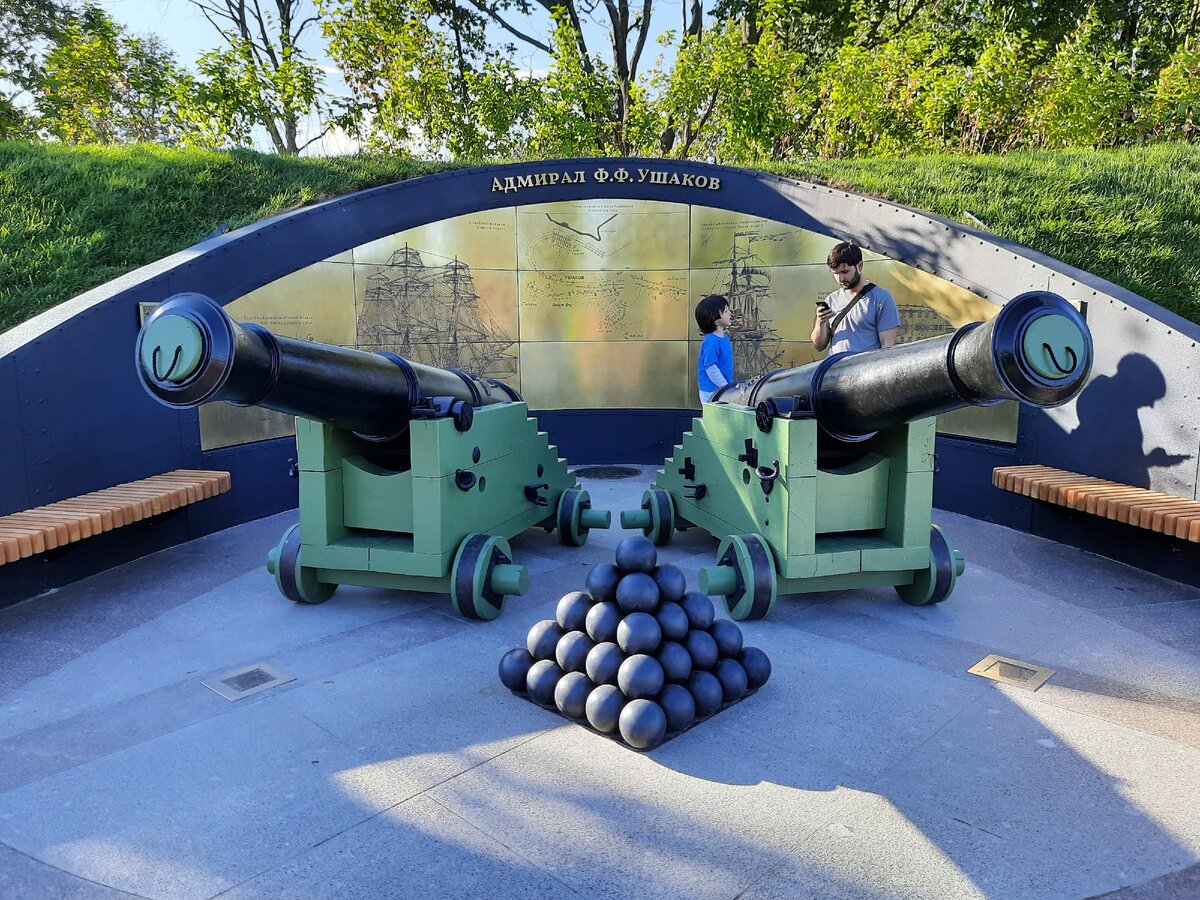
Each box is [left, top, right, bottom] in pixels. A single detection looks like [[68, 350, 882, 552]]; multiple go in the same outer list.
[[2, 159, 1196, 605]]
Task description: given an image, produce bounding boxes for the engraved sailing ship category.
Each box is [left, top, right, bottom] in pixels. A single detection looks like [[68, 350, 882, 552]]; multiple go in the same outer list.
[[356, 245, 517, 379], [710, 233, 785, 378]]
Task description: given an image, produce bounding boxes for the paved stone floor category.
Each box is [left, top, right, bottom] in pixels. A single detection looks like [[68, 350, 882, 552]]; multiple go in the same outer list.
[[1, 467, 1198, 899]]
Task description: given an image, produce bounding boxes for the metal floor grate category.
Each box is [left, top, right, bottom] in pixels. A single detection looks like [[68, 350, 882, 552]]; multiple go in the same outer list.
[[572, 466, 642, 480], [968, 654, 1055, 691], [202, 662, 295, 701]]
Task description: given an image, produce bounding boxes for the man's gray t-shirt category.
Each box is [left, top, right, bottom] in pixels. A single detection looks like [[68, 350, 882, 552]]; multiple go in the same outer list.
[[823, 284, 901, 355]]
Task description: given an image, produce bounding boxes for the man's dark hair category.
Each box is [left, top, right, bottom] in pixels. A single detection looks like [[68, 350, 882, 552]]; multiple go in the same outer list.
[[827, 242, 863, 269], [694, 294, 729, 334]]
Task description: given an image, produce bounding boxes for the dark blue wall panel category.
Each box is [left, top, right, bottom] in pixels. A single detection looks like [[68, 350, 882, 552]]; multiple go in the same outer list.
[[535, 410, 697, 465]]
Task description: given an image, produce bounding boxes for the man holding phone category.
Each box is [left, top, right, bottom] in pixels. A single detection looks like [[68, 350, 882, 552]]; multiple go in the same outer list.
[[811, 242, 901, 355]]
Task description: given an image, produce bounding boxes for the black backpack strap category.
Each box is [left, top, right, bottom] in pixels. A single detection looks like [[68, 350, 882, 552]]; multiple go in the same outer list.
[[829, 282, 876, 336]]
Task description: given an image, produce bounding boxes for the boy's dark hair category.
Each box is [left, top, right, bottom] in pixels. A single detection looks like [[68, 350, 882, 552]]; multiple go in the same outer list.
[[827, 242, 863, 269], [694, 294, 729, 334]]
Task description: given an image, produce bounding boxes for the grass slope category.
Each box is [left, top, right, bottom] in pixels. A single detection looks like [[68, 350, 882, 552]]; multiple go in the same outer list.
[[1, 141, 1197, 335], [793, 143, 1200, 326]]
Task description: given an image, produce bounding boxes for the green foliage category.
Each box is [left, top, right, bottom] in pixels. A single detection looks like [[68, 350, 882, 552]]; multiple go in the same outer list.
[[172, 38, 326, 153], [319, 0, 531, 156], [11, 0, 1200, 161], [1027, 10, 1139, 149], [0, 141, 443, 332], [813, 23, 967, 157], [955, 28, 1043, 154], [176, 0, 330, 155], [525, 23, 623, 157], [790, 143, 1200, 325], [0, 0, 78, 137], [1150, 47, 1200, 141], [34, 6, 183, 145], [2, 141, 1198, 337]]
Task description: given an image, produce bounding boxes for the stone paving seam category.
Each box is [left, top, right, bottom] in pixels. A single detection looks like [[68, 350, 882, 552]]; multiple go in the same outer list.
[[980, 679, 1200, 754], [727, 791, 864, 900], [201, 796, 423, 900], [0, 837, 152, 900], [868, 686, 998, 783], [422, 791, 588, 898], [196, 728, 567, 899]]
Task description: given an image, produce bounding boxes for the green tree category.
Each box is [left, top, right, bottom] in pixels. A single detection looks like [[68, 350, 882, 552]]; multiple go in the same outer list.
[[0, 0, 79, 137], [1028, 9, 1139, 149], [318, 0, 539, 155], [320, 0, 664, 156], [1149, 45, 1200, 139], [33, 6, 184, 144], [655, 18, 809, 161], [187, 0, 331, 153]]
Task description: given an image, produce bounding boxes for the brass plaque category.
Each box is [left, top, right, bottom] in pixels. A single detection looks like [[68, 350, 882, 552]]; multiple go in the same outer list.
[[353, 209, 518, 270], [225, 262, 357, 345], [870, 260, 1001, 328], [519, 270, 690, 341], [517, 199, 689, 272], [896, 304, 956, 345], [200, 404, 295, 451], [687, 341, 700, 408], [521, 341, 688, 409], [353, 255, 518, 362], [689, 264, 830, 378], [690, 208, 842, 269], [201, 196, 1018, 449], [937, 401, 1019, 444], [364, 341, 520, 390]]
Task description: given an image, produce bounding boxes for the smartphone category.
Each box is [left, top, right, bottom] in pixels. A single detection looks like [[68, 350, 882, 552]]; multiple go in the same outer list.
[[816, 300, 830, 313]]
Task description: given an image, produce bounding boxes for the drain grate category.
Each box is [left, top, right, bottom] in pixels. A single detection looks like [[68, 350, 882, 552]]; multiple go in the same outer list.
[[202, 662, 295, 701], [968, 654, 1055, 691], [572, 465, 641, 480]]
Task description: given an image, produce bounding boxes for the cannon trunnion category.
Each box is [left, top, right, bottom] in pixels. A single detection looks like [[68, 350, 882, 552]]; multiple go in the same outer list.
[[137, 293, 610, 617], [621, 291, 1092, 618]]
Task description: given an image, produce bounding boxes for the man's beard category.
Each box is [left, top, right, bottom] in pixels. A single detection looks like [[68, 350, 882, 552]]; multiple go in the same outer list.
[[844, 271, 861, 290]]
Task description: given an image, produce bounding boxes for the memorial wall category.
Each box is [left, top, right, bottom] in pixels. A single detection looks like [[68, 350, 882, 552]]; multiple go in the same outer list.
[[194, 200, 1015, 451]]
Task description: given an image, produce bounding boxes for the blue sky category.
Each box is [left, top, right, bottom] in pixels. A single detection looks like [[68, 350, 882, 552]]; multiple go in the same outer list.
[[98, 0, 237, 65], [94, 0, 671, 153]]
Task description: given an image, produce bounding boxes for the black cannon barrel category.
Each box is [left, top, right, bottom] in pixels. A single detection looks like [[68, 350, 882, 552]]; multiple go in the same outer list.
[[136, 293, 518, 440], [714, 291, 1092, 441]]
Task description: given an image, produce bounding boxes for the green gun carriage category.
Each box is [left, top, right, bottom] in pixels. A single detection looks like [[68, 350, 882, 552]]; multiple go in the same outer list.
[[621, 291, 1092, 618], [137, 293, 610, 619]]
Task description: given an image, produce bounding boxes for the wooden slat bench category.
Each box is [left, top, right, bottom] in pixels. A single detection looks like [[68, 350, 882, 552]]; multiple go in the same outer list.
[[0, 470, 231, 565], [993, 465, 1200, 543]]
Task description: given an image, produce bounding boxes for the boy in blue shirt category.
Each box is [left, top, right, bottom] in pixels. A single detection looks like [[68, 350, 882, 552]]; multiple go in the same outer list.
[[695, 294, 733, 403]]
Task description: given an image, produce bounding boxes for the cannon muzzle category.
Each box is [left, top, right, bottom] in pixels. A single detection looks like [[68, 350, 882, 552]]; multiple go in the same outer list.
[[136, 293, 517, 440], [715, 291, 1092, 441]]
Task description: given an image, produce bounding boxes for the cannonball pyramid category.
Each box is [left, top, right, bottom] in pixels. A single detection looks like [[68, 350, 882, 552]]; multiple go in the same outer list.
[[498, 535, 772, 751]]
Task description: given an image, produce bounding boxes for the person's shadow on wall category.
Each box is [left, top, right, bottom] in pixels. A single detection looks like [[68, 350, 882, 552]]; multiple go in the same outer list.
[[1050, 352, 1191, 487]]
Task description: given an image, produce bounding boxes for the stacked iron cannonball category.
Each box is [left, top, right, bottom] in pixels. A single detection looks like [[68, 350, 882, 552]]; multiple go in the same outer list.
[[498, 535, 772, 751]]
